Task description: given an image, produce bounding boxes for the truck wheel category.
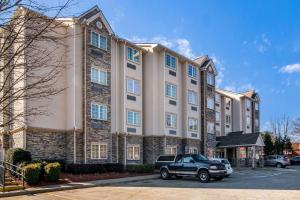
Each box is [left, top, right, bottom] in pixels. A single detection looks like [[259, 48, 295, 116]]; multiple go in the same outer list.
[[276, 163, 282, 168], [214, 176, 223, 181], [160, 169, 170, 180], [198, 170, 210, 183]]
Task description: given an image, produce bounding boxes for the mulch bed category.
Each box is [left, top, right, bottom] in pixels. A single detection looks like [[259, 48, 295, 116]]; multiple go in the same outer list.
[[15, 172, 152, 188]]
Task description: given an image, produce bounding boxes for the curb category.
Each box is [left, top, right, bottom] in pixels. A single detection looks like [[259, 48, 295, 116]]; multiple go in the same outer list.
[[0, 174, 159, 198]]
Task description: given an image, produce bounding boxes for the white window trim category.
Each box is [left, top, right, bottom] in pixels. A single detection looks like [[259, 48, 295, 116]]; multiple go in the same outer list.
[[91, 31, 107, 50], [166, 112, 177, 128], [225, 114, 231, 125], [189, 147, 198, 154], [188, 117, 198, 132], [91, 103, 108, 121], [99, 143, 108, 159], [126, 77, 141, 95], [127, 145, 140, 160], [90, 142, 108, 160], [207, 97, 215, 110], [188, 90, 198, 105], [165, 53, 177, 70], [126, 109, 141, 127], [127, 46, 140, 64], [207, 122, 215, 134], [91, 67, 108, 86], [165, 82, 177, 99], [216, 111, 221, 123], [207, 73, 215, 86]]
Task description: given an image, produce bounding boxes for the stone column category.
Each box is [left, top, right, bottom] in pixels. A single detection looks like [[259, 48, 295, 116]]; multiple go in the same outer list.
[[224, 148, 227, 159], [252, 146, 256, 169]]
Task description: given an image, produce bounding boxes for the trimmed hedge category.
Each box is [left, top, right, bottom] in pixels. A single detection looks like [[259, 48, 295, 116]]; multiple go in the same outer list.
[[65, 163, 124, 174], [126, 164, 154, 173], [5, 148, 31, 165], [23, 163, 41, 185], [44, 162, 61, 181]]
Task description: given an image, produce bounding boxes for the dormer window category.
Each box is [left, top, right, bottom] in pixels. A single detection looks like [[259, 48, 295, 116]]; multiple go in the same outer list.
[[207, 73, 215, 86], [165, 53, 176, 70]]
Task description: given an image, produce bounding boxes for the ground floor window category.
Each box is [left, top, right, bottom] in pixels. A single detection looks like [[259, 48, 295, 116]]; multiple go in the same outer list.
[[127, 145, 140, 160], [165, 145, 177, 155], [91, 143, 107, 159], [189, 147, 198, 154]]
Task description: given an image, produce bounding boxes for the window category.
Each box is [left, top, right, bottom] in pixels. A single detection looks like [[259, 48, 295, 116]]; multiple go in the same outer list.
[[91, 103, 107, 120], [188, 65, 197, 78], [183, 156, 194, 163], [215, 93, 221, 103], [188, 90, 197, 105], [246, 116, 251, 126], [91, 143, 107, 159], [225, 98, 231, 109], [255, 103, 259, 110], [166, 113, 177, 128], [91, 31, 107, 50], [189, 147, 198, 154], [255, 119, 259, 126], [127, 145, 140, 160], [91, 68, 107, 85], [207, 97, 214, 110], [165, 83, 177, 99], [165, 53, 176, 70], [127, 110, 140, 126], [127, 78, 140, 95], [216, 111, 221, 123], [207, 73, 215, 86], [165, 145, 177, 155], [207, 122, 215, 134], [246, 99, 251, 109], [188, 118, 198, 131], [127, 47, 140, 63], [225, 115, 231, 125]]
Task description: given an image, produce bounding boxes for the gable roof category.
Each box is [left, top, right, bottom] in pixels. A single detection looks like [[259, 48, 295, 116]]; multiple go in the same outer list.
[[216, 131, 264, 148], [199, 58, 218, 75], [79, 5, 114, 35]]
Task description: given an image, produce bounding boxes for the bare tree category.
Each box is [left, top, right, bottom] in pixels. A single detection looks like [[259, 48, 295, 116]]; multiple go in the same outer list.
[[0, 0, 71, 133], [270, 115, 292, 138], [292, 118, 300, 135]]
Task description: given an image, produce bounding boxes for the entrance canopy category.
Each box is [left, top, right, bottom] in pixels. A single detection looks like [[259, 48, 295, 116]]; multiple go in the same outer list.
[[216, 131, 265, 148]]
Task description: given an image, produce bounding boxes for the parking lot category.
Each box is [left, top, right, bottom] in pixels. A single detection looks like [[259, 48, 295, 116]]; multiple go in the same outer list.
[[6, 166, 300, 200]]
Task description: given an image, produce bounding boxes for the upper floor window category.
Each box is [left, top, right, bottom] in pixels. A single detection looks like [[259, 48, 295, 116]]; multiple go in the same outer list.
[[225, 98, 231, 109], [166, 113, 177, 128], [91, 103, 107, 120], [91, 68, 108, 85], [127, 47, 140, 63], [207, 73, 215, 86], [246, 116, 251, 127], [207, 97, 214, 110], [188, 65, 197, 78], [225, 115, 231, 125], [216, 111, 221, 123], [127, 78, 140, 95], [127, 110, 141, 126], [215, 93, 221, 103], [165, 83, 177, 99], [255, 103, 259, 110], [91, 31, 107, 50], [207, 122, 215, 134], [246, 99, 251, 109], [188, 90, 197, 105], [188, 118, 198, 132], [165, 53, 176, 70]]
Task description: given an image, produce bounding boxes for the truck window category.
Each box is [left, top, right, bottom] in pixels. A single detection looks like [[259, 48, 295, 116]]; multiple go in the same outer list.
[[157, 155, 175, 162]]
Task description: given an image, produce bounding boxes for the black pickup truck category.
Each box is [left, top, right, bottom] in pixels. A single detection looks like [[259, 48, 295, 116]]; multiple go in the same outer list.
[[154, 154, 227, 183]]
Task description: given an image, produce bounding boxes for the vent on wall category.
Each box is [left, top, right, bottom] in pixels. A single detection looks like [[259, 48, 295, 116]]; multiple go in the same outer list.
[[191, 106, 197, 111], [191, 133, 198, 138], [169, 70, 176, 77], [127, 63, 136, 70], [169, 130, 177, 135], [169, 100, 177, 106], [127, 128, 136, 133], [191, 79, 197, 85], [127, 95, 136, 101]]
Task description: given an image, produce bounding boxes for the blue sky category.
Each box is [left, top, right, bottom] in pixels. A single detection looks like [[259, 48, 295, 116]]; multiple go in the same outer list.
[[50, 0, 300, 131]]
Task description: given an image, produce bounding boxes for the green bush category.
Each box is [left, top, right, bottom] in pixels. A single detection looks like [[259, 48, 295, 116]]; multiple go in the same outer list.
[[126, 164, 154, 173], [44, 162, 61, 181], [23, 163, 41, 185], [5, 148, 31, 165]]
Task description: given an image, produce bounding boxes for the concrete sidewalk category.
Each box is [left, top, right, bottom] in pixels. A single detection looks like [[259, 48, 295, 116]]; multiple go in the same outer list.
[[0, 174, 159, 198]]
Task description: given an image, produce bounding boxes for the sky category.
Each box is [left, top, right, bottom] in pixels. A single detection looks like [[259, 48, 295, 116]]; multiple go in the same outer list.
[[47, 0, 300, 131]]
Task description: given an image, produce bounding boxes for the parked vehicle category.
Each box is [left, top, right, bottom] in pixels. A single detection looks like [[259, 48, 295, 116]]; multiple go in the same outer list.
[[290, 156, 300, 165], [211, 158, 233, 177], [154, 154, 227, 183], [264, 155, 290, 168]]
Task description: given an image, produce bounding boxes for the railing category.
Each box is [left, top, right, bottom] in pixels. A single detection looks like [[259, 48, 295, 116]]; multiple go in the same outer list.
[[0, 161, 25, 192]]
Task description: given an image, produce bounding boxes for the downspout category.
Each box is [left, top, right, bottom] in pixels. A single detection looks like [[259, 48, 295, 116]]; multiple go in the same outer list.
[[73, 20, 77, 164], [83, 23, 87, 164], [124, 133, 127, 166], [115, 38, 119, 163]]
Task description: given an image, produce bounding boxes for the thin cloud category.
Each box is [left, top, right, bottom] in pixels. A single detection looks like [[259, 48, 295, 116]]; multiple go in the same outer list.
[[176, 39, 196, 58], [224, 83, 257, 93], [280, 63, 300, 74]]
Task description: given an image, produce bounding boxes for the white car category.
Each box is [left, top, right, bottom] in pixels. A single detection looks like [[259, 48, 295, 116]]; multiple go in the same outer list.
[[211, 158, 233, 177]]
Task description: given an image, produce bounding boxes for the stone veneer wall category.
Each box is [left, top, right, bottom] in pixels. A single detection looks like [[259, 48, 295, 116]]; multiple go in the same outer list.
[[83, 15, 112, 164], [182, 138, 201, 153], [117, 134, 143, 164]]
